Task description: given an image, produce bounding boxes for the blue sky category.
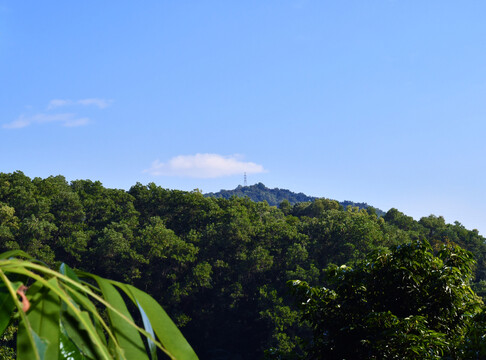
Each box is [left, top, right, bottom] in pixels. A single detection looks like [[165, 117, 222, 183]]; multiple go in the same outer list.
[[1, 1, 485, 234]]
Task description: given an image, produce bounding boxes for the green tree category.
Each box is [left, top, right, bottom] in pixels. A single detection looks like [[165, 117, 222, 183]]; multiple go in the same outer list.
[[384, 208, 416, 231], [0, 203, 20, 252], [289, 241, 483, 359]]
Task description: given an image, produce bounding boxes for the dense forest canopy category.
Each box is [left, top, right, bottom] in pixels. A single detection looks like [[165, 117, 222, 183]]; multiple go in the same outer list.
[[1, 171, 485, 359]]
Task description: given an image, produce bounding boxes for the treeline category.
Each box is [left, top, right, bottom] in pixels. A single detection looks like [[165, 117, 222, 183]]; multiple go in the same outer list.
[[0, 171, 485, 358]]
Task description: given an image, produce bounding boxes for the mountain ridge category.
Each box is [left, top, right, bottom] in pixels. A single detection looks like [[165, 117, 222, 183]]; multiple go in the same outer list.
[[204, 182, 385, 215]]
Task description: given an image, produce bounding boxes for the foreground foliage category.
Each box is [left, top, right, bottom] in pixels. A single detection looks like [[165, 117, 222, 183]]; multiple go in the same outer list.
[[289, 241, 484, 359], [0, 250, 197, 360]]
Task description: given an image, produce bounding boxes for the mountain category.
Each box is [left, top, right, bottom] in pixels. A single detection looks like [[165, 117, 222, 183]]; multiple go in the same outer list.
[[204, 182, 384, 215]]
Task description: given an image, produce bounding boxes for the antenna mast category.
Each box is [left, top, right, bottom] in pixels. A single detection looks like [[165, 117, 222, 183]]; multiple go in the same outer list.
[[244, 172, 247, 186]]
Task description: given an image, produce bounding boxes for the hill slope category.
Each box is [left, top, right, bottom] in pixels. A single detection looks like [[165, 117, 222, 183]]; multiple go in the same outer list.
[[205, 182, 383, 214]]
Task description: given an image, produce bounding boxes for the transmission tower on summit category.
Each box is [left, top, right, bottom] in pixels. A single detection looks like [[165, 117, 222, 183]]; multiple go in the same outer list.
[[244, 172, 247, 187]]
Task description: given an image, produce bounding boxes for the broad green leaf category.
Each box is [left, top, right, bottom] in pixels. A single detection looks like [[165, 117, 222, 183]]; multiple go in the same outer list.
[[32, 329, 48, 360], [18, 323, 49, 360], [20, 262, 115, 359], [137, 300, 157, 360], [24, 278, 60, 360], [113, 281, 198, 360], [62, 284, 112, 353], [0, 269, 41, 360], [60, 324, 88, 360], [1, 256, 198, 360], [5, 264, 112, 360], [90, 274, 149, 360], [17, 315, 48, 360], [59, 264, 103, 327], [61, 302, 100, 360], [59, 263, 81, 283], [60, 263, 108, 347]]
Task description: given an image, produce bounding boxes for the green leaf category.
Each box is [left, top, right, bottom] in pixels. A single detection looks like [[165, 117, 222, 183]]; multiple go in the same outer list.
[[60, 324, 89, 360], [0, 269, 41, 360], [25, 278, 60, 360], [31, 329, 48, 360], [17, 317, 48, 360], [0, 250, 32, 260], [3, 262, 112, 359], [137, 299, 157, 360], [0, 281, 20, 334], [113, 281, 198, 360], [59, 263, 108, 348], [1, 256, 198, 360], [59, 263, 81, 283], [91, 274, 149, 360], [61, 297, 104, 360]]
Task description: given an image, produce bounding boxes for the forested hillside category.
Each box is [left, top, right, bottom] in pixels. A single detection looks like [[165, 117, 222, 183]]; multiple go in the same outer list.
[[205, 183, 315, 205], [1, 171, 485, 358], [205, 182, 384, 216]]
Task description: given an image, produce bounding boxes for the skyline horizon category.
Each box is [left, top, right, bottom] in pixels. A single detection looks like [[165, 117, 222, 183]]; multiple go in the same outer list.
[[3, 168, 481, 235]]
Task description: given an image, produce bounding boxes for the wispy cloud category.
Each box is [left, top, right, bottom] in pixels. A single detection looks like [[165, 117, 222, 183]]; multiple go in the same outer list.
[[47, 99, 73, 109], [4, 98, 111, 129], [77, 98, 112, 108], [145, 153, 266, 178], [3, 113, 90, 129], [47, 98, 112, 110]]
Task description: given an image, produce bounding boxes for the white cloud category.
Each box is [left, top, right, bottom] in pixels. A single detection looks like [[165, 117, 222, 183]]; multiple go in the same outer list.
[[3, 113, 89, 129], [77, 98, 112, 108], [4, 97, 111, 129], [145, 153, 266, 178], [3, 117, 31, 129], [47, 99, 74, 109], [63, 117, 90, 127], [47, 98, 112, 109]]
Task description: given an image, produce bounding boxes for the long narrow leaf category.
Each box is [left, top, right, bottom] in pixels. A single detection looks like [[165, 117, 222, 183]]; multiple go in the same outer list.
[[0, 281, 20, 334], [8, 261, 114, 354], [113, 281, 198, 360], [0, 270, 41, 360], [2, 265, 113, 360], [90, 274, 150, 360], [60, 263, 108, 347], [22, 278, 60, 360], [9, 260, 134, 358], [60, 323, 89, 360], [18, 323, 48, 360], [2, 258, 198, 360], [0, 250, 32, 260], [137, 299, 158, 360]]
